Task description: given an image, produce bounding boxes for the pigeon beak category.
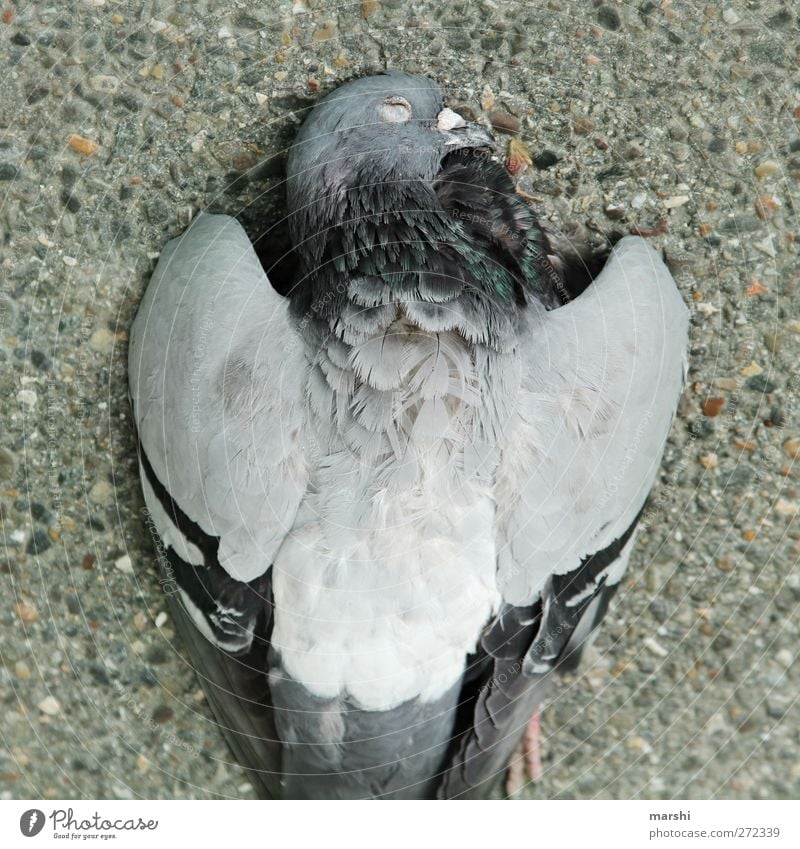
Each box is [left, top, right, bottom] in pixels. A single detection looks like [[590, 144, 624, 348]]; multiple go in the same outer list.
[[436, 108, 495, 151]]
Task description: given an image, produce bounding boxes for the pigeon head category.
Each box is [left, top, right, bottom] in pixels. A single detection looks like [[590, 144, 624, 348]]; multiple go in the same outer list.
[[283, 71, 548, 338], [286, 71, 493, 227]]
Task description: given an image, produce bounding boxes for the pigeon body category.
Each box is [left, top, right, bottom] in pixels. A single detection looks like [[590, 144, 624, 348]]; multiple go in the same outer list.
[[129, 71, 688, 798]]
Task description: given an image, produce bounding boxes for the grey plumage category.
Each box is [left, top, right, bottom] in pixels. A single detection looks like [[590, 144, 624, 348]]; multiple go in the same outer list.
[[128, 71, 688, 798]]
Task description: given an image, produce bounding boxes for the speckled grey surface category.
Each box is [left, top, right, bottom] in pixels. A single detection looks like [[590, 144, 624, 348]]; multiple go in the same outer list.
[[1, 0, 798, 800]]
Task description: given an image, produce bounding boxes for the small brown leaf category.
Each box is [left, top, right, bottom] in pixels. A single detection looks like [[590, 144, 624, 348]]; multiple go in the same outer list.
[[506, 137, 532, 176], [489, 110, 520, 135]]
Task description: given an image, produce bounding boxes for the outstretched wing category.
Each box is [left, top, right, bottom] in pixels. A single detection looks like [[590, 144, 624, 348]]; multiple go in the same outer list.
[[128, 213, 309, 796], [441, 236, 688, 797], [497, 236, 688, 606], [130, 213, 308, 585]]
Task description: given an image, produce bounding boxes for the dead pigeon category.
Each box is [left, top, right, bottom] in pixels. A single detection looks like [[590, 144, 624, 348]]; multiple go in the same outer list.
[[128, 71, 688, 799]]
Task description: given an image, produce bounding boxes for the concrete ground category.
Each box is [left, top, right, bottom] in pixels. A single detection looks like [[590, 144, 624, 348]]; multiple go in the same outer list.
[[1, 0, 798, 799]]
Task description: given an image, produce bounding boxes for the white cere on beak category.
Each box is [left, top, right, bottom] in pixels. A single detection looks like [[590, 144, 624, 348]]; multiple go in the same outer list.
[[378, 96, 412, 123], [436, 108, 467, 132]]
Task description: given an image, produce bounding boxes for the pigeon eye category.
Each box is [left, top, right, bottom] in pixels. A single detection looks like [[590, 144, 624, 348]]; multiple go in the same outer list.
[[377, 96, 412, 124]]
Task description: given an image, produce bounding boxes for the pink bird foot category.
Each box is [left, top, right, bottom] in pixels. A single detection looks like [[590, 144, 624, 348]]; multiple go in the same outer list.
[[505, 710, 544, 796]]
